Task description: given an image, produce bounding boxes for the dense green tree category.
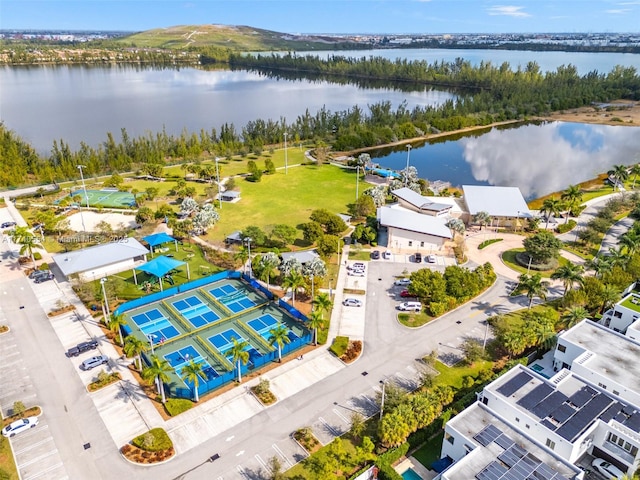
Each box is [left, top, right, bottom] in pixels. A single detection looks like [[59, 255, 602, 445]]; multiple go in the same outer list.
[[523, 230, 563, 264], [551, 262, 585, 296]]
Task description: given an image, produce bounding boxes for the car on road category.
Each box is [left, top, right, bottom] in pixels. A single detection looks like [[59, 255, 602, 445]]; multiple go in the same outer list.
[[80, 355, 108, 371], [342, 298, 363, 307], [400, 290, 417, 298], [34, 272, 54, 283], [382, 251, 392, 260], [398, 301, 422, 312], [1, 221, 17, 228], [591, 459, 624, 479], [414, 252, 422, 263], [394, 278, 411, 286], [370, 250, 380, 260], [66, 340, 99, 357], [426, 255, 436, 263], [2, 416, 39, 437]]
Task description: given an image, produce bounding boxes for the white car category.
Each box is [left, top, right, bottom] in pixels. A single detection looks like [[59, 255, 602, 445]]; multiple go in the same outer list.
[[348, 262, 366, 271], [342, 298, 363, 307], [348, 270, 365, 277], [591, 459, 624, 479], [2, 416, 39, 437], [398, 301, 422, 312], [80, 355, 108, 371], [394, 278, 411, 286], [382, 251, 392, 260], [426, 255, 436, 263]]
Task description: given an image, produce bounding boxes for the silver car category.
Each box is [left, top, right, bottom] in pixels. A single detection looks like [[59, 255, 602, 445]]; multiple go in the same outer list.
[[80, 355, 108, 371], [342, 298, 363, 307]]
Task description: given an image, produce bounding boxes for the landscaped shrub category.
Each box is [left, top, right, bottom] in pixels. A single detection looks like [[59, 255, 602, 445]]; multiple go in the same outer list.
[[164, 398, 194, 416], [251, 377, 277, 405], [132, 428, 173, 452], [330, 336, 349, 358], [478, 238, 503, 249], [556, 220, 577, 234], [341, 340, 362, 363], [33, 252, 42, 260]]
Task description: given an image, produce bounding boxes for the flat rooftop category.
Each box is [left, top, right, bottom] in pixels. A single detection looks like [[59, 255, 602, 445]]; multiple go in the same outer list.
[[488, 365, 640, 443], [618, 292, 640, 314], [561, 320, 640, 395], [445, 403, 580, 480]]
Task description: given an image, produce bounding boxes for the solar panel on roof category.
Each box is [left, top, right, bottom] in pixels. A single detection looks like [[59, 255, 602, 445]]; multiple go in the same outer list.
[[583, 393, 613, 418], [541, 419, 556, 430], [495, 433, 515, 450], [601, 403, 622, 423], [532, 391, 569, 418], [624, 411, 640, 433], [556, 394, 612, 441], [476, 461, 508, 480], [550, 404, 575, 423], [497, 371, 532, 397], [622, 405, 636, 415], [517, 383, 554, 410], [568, 387, 593, 407], [474, 424, 503, 446], [498, 444, 525, 467]]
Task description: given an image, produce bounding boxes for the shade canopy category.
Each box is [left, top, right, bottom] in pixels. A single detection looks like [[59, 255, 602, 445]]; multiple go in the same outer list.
[[136, 255, 185, 278], [142, 232, 176, 248]]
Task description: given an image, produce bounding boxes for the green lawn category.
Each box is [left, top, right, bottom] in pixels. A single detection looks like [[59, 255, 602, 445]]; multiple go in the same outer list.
[[411, 431, 444, 470], [205, 164, 357, 243], [432, 360, 493, 389], [501, 249, 568, 277], [0, 436, 18, 480]]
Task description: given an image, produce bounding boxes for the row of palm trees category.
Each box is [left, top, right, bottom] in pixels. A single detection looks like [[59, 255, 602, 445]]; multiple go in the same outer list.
[[538, 184, 584, 229]]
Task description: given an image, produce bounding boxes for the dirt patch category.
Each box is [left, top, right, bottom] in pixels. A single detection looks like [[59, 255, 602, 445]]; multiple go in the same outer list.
[[66, 211, 138, 233], [543, 100, 640, 126]]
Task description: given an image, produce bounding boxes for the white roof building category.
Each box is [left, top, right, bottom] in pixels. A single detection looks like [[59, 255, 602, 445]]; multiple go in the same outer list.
[[52, 238, 149, 281], [462, 185, 531, 218], [391, 187, 455, 217], [378, 205, 452, 253]]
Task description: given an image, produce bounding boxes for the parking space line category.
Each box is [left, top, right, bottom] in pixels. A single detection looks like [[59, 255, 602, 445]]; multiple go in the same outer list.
[[272, 443, 294, 468], [236, 465, 247, 478], [18, 449, 58, 468], [255, 454, 269, 473], [15, 436, 53, 455], [333, 408, 350, 425], [318, 416, 340, 436], [22, 461, 64, 480]]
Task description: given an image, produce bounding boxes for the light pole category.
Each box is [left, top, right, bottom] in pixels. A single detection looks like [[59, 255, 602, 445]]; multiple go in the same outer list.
[[482, 319, 490, 352], [215, 157, 222, 210], [147, 334, 155, 355], [283, 132, 288, 175], [355, 165, 360, 200], [379, 379, 387, 420], [244, 237, 252, 278], [516, 211, 520, 232], [77, 164, 89, 232], [310, 274, 315, 300], [100, 277, 110, 320], [404, 144, 412, 187]]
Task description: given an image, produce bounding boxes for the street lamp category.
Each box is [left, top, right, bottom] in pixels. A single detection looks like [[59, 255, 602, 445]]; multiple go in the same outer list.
[[284, 132, 288, 175], [77, 164, 89, 232], [244, 237, 252, 278], [310, 274, 315, 300], [147, 334, 156, 355], [482, 319, 490, 352], [379, 379, 387, 420], [100, 277, 110, 320], [404, 144, 412, 187], [355, 165, 360, 200], [215, 157, 222, 210]]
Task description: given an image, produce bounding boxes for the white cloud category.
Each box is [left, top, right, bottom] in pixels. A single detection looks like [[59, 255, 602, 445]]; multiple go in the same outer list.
[[487, 5, 531, 17], [606, 8, 631, 13]]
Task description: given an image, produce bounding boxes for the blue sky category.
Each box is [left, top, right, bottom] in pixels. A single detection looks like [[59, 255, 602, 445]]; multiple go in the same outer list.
[[2, 0, 639, 33]]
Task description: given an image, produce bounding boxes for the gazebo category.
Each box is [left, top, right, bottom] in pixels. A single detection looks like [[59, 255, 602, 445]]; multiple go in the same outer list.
[[135, 255, 190, 291], [142, 232, 178, 255]]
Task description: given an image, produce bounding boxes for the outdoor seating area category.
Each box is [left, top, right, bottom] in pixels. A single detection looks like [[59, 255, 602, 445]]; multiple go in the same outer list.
[[115, 272, 312, 399]]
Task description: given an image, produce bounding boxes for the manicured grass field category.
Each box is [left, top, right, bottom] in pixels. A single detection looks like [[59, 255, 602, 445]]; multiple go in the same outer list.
[[411, 431, 444, 469], [501, 248, 568, 277], [205, 164, 357, 243], [432, 360, 493, 389]]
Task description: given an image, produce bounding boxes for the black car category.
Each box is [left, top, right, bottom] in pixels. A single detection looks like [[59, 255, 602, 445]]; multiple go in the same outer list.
[[414, 252, 422, 263], [66, 340, 99, 357], [34, 272, 54, 283], [29, 269, 51, 280], [370, 250, 380, 260], [1, 221, 16, 228]]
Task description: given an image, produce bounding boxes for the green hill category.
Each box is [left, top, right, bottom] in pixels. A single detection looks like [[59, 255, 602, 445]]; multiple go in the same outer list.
[[114, 24, 360, 51]]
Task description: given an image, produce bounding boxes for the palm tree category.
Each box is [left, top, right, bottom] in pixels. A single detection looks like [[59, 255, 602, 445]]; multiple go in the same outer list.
[[585, 255, 613, 279], [268, 323, 291, 362], [141, 355, 172, 403], [600, 284, 621, 314], [536, 323, 557, 350], [229, 337, 250, 383], [608, 164, 629, 193], [312, 293, 333, 320], [560, 184, 583, 221], [307, 311, 324, 346], [540, 197, 562, 230], [607, 246, 630, 268], [282, 270, 305, 308], [445, 218, 466, 238], [180, 360, 204, 402], [514, 273, 550, 309], [10, 226, 42, 268], [561, 306, 590, 329], [107, 314, 127, 346], [258, 252, 279, 292], [551, 262, 584, 297], [630, 164, 640, 189], [620, 230, 640, 256], [123, 335, 148, 370], [234, 246, 249, 274], [473, 211, 492, 230]]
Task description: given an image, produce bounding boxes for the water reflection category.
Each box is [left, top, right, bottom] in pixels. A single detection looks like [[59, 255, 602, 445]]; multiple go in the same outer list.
[[375, 122, 640, 199]]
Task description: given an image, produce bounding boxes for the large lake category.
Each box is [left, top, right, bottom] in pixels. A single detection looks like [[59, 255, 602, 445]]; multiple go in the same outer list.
[[1, 48, 639, 195]]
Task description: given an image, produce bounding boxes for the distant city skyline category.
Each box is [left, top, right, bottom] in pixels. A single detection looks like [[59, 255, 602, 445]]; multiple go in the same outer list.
[[3, 0, 640, 34]]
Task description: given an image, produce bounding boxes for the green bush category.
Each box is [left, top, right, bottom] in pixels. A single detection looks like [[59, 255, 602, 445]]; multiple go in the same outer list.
[[164, 398, 194, 417], [33, 252, 42, 260], [329, 336, 349, 357], [478, 238, 503, 249], [132, 428, 173, 451], [556, 220, 577, 234]]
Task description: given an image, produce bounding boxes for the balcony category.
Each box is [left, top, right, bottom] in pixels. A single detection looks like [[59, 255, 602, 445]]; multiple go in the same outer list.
[[601, 441, 636, 465]]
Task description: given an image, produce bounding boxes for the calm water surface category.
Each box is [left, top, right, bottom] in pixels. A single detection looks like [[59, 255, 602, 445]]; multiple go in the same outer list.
[[374, 122, 640, 199]]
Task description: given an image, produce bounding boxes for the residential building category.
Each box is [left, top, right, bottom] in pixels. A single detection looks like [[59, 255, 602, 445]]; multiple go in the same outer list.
[[600, 291, 640, 336]]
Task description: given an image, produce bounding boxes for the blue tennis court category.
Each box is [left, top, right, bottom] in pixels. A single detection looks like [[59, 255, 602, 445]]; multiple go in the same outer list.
[[208, 328, 263, 365], [209, 285, 256, 313], [164, 345, 219, 381], [172, 295, 220, 328], [248, 314, 299, 342], [132, 308, 180, 342]]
